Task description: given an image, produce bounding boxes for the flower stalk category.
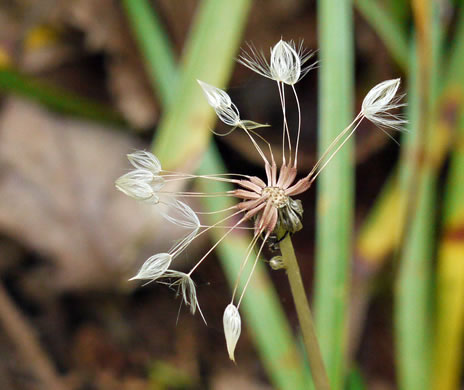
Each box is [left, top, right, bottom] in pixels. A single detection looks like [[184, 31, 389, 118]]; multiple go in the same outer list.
[[279, 233, 331, 390]]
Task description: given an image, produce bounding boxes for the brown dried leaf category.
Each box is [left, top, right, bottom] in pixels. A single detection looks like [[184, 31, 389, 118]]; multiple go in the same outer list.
[[0, 99, 195, 290]]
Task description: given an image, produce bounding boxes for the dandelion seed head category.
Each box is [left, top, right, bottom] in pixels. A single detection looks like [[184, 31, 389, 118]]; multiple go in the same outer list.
[[116, 37, 406, 362], [262, 186, 289, 208]]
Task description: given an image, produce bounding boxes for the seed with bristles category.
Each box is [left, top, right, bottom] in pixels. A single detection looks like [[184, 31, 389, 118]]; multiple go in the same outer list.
[[127, 150, 162, 174], [129, 253, 172, 281], [239, 39, 317, 85], [197, 80, 232, 108], [361, 78, 407, 131], [223, 304, 241, 362], [115, 169, 162, 204]]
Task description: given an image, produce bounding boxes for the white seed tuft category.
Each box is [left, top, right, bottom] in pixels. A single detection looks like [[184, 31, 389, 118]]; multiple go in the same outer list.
[[169, 227, 199, 259], [127, 151, 162, 174], [239, 39, 316, 85], [215, 104, 241, 127], [197, 81, 269, 131], [115, 151, 165, 203], [161, 271, 199, 315], [223, 304, 241, 362], [160, 199, 200, 230], [197, 80, 232, 108], [238, 43, 271, 80], [180, 274, 198, 315], [197, 80, 241, 127], [361, 78, 407, 131], [129, 253, 172, 281], [115, 169, 161, 204], [157, 199, 200, 258], [270, 40, 301, 84]]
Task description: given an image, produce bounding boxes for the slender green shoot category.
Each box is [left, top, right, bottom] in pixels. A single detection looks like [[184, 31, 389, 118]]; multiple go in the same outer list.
[[279, 233, 330, 390], [395, 2, 438, 389], [0, 68, 125, 126], [122, 0, 177, 103], [432, 5, 464, 389], [315, 0, 354, 388]]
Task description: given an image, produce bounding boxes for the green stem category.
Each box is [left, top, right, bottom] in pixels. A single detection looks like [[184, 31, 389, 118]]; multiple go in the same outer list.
[[280, 234, 331, 390]]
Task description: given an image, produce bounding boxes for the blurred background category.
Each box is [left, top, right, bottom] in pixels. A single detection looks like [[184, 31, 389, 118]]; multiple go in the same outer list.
[[0, 0, 463, 389]]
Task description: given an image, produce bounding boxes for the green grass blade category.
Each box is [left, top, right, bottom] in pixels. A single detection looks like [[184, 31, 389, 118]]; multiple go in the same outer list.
[[351, 2, 461, 362], [354, 0, 409, 71], [122, 0, 177, 104], [152, 0, 250, 169], [355, 170, 402, 267], [395, 2, 439, 388], [394, 44, 425, 390], [433, 112, 464, 390], [432, 6, 464, 389], [388, 0, 411, 26], [355, 2, 464, 270], [0, 68, 125, 126], [346, 366, 366, 390], [395, 176, 434, 390], [124, 1, 310, 388], [315, 0, 354, 388]]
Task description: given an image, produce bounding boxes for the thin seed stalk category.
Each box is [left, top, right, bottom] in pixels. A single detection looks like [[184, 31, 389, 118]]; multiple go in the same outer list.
[[279, 234, 331, 390]]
